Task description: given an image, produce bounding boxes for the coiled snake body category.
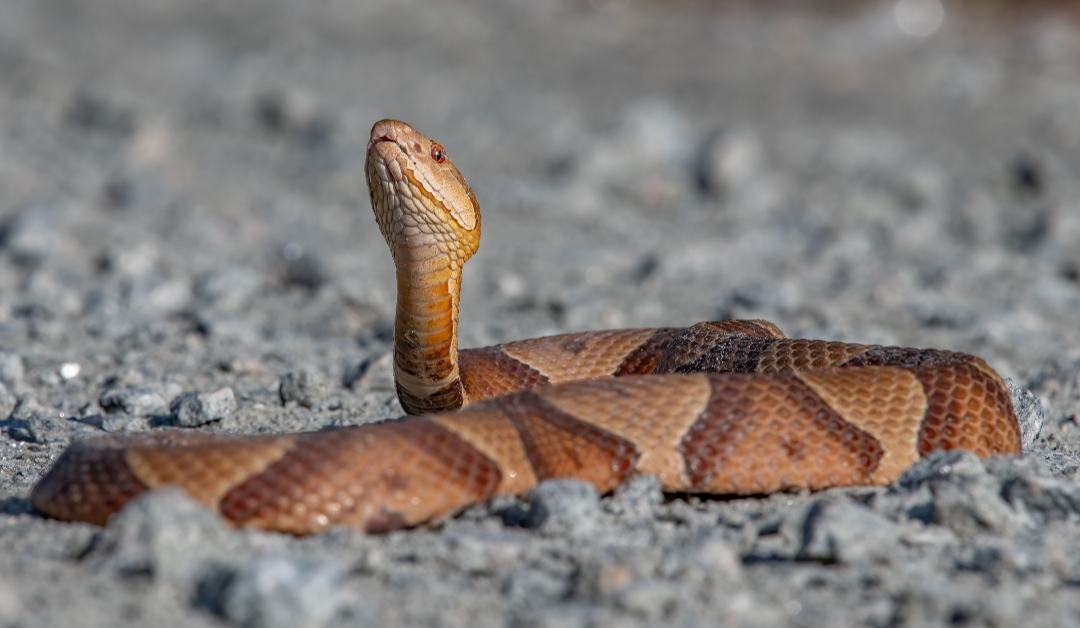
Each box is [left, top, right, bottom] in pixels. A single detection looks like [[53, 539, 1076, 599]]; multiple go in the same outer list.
[[31, 120, 1021, 535]]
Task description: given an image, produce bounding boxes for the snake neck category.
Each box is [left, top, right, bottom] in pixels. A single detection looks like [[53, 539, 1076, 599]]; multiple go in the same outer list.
[[392, 234, 465, 415]]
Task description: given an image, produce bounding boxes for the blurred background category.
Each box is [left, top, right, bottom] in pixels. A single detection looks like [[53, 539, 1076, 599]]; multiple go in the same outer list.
[[0, 0, 1076, 398], [2, 2, 1080, 626]]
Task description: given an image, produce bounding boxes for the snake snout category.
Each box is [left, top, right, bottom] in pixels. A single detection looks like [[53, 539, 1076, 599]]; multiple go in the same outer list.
[[368, 119, 413, 148]]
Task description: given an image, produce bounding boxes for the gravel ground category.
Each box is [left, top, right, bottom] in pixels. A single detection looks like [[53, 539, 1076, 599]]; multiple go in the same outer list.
[[1, 0, 1079, 626]]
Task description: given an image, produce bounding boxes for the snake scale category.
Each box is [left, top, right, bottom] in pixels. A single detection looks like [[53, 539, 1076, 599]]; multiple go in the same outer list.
[[30, 120, 1021, 535]]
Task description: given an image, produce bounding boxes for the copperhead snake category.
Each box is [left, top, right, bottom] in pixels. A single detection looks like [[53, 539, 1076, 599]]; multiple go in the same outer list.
[[30, 120, 1021, 535]]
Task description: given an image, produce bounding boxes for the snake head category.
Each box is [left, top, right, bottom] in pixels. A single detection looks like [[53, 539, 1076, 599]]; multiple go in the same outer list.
[[366, 120, 480, 265]]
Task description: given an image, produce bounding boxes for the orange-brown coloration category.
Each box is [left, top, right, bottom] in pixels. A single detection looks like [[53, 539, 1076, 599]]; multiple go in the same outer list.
[[432, 407, 538, 494], [613, 328, 680, 376], [219, 422, 500, 535], [458, 346, 549, 402], [31, 438, 149, 526], [368, 119, 480, 415], [710, 319, 787, 339], [680, 374, 883, 493], [533, 375, 711, 490], [794, 368, 927, 483], [755, 340, 872, 373], [493, 392, 638, 494], [912, 364, 1022, 457], [500, 328, 664, 384], [125, 434, 298, 509]]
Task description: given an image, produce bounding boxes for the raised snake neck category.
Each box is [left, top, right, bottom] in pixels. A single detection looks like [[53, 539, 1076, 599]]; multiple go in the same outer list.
[[366, 119, 481, 414]]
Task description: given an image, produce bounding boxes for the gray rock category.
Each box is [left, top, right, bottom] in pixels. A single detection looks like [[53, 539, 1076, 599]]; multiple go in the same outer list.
[[1001, 471, 1080, 525], [217, 556, 345, 628], [613, 579, 683, 620], [936, 483, 1014, 540], [505, 558, 574, 605], [1006, 378, 1044, 448], [687, 533, 742, 581], [445, 530, 526, 574], [458, 493, 530, 527], [171, 387, 238, 427], [872, 482, 936, 524], [5, 396, 74, 443], [606, 474, 663, 522], [513, 604, 593, 628], [101, 414, 150, 432], [279, 369, 331, 408], [574, 547, 659, 598], [88, 488, 229, 587], [897, 451, 1027, 537], [25, 415, 66, 443], [9, 395, 44, 422], [527, 480, 601, 537], [800, 499, 901, 564], [343, 353, 395, 391], [99, 383, 182, 417]]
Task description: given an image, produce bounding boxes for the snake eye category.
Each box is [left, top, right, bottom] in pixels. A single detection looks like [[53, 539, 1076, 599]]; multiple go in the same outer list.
[[431, 143, 445, 163]]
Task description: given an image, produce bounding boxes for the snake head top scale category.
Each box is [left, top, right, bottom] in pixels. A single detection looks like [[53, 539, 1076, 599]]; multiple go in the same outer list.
[[366, 120, 483, 414]]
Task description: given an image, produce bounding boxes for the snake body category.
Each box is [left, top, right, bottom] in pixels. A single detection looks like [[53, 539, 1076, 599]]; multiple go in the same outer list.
[[30, 120, 1021, 535]]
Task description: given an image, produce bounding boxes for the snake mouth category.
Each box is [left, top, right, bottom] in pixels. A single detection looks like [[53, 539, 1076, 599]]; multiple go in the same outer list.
[[367, 135, 398, 155], [368, 119, 414, 151]]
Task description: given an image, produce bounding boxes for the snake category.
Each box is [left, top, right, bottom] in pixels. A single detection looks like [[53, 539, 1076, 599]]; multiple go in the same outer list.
[[30, 120, 1022, 535]]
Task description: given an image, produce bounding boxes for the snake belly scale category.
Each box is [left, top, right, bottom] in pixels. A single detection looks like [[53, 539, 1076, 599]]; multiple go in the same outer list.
[[30, 120, 1021, 535]]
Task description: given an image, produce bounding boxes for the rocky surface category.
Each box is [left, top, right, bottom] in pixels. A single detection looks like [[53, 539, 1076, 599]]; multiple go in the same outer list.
[[0, 0, 1079, 626]]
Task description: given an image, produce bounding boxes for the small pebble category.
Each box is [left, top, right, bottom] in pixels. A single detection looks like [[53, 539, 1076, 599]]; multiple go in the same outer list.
[[59, 362, 80, 380], [279, 369, 331, 408], [172, 387, 238, 427], [528, 480, 601, 537], [218, 556, 345, 628], [101, 414, 149, 433], [99, 383, 182, 417]]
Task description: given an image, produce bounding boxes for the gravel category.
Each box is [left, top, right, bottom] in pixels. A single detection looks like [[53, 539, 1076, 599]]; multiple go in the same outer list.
[[0, 0, 1079, 626], [172, 387, 238, 427], [527, 480, 602, 537]]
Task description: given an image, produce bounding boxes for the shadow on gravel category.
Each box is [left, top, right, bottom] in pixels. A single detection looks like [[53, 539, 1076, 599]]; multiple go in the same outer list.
[[0, 495, 33, 516]]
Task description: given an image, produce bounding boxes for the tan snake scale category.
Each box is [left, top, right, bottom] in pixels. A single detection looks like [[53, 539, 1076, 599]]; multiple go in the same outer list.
[[31, 120, 1021, 535]]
